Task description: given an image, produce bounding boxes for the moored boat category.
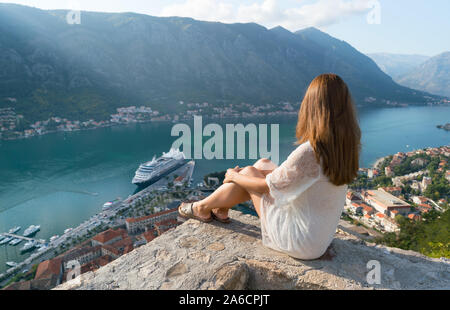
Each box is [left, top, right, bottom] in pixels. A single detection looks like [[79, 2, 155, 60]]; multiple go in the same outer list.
[[8, 226, 21, 234], [6, 261, 18, 268], [0, 237, 13, 245], [20, 240, 37, 253], [23, 225, 40, 237], [9, 238, 23, 246]]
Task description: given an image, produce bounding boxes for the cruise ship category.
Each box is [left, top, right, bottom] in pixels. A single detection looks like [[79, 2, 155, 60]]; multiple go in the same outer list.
[[23, 225, 40, 237], [132, 148, 187, 186]]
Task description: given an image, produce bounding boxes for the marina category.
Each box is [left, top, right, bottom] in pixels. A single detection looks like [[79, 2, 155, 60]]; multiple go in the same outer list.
[[0, 233, 46, 245], [0, 155, 196, 286]]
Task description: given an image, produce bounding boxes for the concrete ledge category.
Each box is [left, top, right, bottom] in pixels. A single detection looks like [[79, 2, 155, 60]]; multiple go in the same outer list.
[[55, 210, 450, 290]]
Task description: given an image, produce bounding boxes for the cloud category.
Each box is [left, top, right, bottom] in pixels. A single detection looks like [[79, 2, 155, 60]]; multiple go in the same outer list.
[[160, 0, 377, 31]]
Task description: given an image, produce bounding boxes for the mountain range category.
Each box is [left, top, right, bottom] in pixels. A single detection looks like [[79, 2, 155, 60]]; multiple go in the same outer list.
[[396, 52, 450, 98], [0, 4, 439, 122], [367, 53, 430, 80]]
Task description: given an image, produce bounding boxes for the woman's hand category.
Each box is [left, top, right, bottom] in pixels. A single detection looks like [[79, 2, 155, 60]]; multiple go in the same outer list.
[[223, 166, 240, 184]]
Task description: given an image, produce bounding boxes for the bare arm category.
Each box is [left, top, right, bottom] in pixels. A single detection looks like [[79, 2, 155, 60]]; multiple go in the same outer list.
[[223, 167, 269, 194]]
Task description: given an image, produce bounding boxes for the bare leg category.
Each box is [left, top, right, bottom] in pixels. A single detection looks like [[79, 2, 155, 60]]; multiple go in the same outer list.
[[194, 164, 269, 219], [193, 182, 250, 220], [210, 158, 277, 219]]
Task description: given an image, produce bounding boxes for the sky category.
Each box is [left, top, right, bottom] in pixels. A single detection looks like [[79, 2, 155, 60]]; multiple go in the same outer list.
[[1, 0, 449, 56]]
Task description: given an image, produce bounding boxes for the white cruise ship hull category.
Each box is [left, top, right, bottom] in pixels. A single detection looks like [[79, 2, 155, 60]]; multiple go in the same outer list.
[[132, 148, 187, 186]]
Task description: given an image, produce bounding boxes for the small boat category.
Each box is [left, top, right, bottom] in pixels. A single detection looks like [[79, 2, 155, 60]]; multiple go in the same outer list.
[[9, 238, 23, 246], [102, 198, 122, 211], [23, 225, 40, 237], [0, 237, 13, 245], [37, 245, 48, 252], [64, 228, 73, 234], [20, 240, 37, 253], [6, 261, 18, 268], [49, 235, 59, 242], [8, 226, 21, 234]]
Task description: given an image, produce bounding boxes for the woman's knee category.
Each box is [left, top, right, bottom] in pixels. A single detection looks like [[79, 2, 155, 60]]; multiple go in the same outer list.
[[239, 166, 261, 177], [253, 158, 277, 170]]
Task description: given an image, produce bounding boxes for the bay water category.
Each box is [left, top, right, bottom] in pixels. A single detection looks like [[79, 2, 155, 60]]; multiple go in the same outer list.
[[0, 105, 448, 273]]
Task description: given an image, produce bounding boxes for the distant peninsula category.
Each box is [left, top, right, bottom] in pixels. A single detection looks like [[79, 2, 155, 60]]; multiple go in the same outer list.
[[437, 123, 450, 131]]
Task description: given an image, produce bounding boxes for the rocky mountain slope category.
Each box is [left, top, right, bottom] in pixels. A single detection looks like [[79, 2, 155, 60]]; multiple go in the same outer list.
[[368, 53, 430, 80], [0, 4, 437, 122], [397, 52, 450, 97]]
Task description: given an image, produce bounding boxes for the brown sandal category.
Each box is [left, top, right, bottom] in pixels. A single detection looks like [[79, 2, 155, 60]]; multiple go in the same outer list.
[[211, 211, 231, 224], [178, 202, 213, 223]]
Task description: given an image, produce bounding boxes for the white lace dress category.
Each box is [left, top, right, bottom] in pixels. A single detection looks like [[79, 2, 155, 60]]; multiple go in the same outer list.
[[260, 141, 347, 260]]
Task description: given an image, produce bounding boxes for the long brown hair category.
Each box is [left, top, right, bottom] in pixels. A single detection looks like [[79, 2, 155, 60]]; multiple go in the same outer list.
[[296, 74, 361, 186]]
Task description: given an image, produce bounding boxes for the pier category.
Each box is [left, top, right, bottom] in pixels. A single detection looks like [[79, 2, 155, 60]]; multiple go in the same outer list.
[[0, 233, 45, 244]]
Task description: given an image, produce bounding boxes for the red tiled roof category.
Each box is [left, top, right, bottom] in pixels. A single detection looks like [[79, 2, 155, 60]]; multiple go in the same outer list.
[[3, 280, 32, 290], [381, 187, 402, 192], [419, 203, 432, 209], [361, 204, 374, 212], [155, 218, 178, 227], [95, 255, 113, 267], [102, 244, 120, 256], [35, 258, 62, 280], [92, 228, 126, 244], [142, 230, 156, 243], [111, 236, 133, 250], [123, 245, 134, 254]]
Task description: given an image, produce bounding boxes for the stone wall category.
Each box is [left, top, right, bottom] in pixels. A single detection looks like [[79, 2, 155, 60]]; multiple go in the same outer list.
[[56, 210, 450, 290]]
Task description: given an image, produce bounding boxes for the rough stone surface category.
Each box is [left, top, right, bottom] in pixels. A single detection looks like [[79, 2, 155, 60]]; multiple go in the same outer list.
[[55, 210, 450, 290]]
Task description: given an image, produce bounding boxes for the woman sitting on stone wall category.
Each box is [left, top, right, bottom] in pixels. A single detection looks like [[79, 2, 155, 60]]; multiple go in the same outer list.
[[179, 73, 361, 260]]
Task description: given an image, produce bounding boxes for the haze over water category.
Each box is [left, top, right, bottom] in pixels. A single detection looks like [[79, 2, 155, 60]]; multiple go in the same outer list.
[[0, 105, 449, 272]]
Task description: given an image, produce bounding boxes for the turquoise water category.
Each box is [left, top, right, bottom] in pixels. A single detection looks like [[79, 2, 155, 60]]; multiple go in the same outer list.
[[0, 105, 449, 273]]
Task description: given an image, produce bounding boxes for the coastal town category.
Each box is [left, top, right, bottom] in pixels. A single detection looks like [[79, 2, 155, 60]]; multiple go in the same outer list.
[[2, 97, 450, 141], [0, 101, 300, 141], [345, 145, 449, 235]]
